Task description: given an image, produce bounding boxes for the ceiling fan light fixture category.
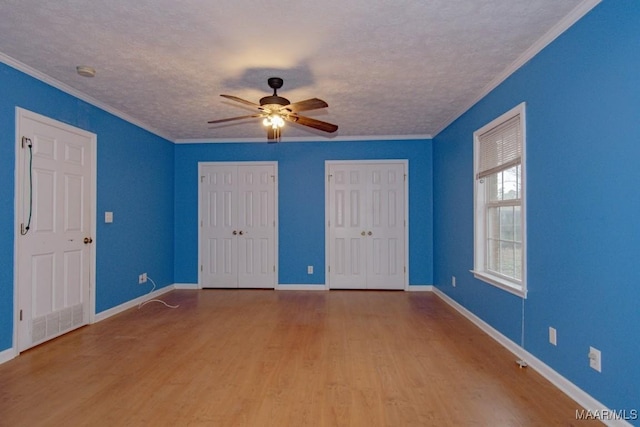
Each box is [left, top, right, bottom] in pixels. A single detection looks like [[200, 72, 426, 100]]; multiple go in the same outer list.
[[263, 114, 285, 129]]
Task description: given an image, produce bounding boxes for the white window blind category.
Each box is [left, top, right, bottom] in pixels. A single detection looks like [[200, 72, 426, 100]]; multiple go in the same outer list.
[[477, 115, 522, 179]]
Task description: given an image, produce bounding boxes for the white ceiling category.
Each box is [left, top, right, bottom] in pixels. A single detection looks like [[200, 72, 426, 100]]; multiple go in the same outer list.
[[0, 0, 597, 142]]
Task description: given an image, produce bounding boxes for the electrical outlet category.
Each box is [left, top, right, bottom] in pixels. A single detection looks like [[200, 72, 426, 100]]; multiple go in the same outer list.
[[549, 327, 557, 346], [588, 346, 602, 372], [307, 265, 313, 274], [451, 276, 456, 287], [138, 273, 147, 284]]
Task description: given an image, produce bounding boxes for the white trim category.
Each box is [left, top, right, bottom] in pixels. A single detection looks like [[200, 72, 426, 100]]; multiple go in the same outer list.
[[431, 287, 631, 427], [93, 284, 175, 323], [276, 284, 327, 291], [0, 52, 173, 142], [175, 134, 433, 144], [174, 283, 199, 290], [325, 160, 410, 291], [13, 107, 98, 351], [433, 0, 602, 137], [407, 285, 433, 292], [0, 347, 17, 365]]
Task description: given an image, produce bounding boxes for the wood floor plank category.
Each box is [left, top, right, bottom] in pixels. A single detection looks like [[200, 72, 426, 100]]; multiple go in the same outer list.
[[0, 290, 602, 426]]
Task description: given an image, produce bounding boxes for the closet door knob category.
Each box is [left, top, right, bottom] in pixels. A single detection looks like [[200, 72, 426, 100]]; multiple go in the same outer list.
[[239, 230, 244, 235], [361, 231, 366, 236], [232, 230, 238, 235], [367, 231, 373, 236]]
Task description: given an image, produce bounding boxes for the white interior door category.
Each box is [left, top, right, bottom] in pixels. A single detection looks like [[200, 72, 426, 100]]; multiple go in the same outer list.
[[199, 162, 277, 289], [237, 165, 276, 288], [327, 163, 368, 289], [327, 161, 407, 290], [365, 163, 406, 290], [199, 164, 238, 288], [16, 108, 95, 352]]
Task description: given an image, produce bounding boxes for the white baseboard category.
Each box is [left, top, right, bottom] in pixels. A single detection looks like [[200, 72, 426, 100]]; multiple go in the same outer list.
[[431, 287, 632, 427], [276, 284, 327, 291], [93, 284, 176, 323], [407, 285, 433, 292], [174, 283, 199, 290], [0, 347, 17, 365]]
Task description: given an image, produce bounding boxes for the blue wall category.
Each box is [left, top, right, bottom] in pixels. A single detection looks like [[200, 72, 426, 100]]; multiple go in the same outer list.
[[2, 0, 636, 415], [0, 63, 175, 351], [433, 0, 640, 414], [174, 140, 434, 286]]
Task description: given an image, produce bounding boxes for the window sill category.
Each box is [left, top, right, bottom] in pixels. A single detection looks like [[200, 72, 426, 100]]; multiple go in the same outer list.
[[470, 270, 527, 298]]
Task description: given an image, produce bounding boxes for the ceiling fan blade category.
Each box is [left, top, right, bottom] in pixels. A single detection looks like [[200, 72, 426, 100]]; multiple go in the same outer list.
[[220, 94, 262, 109], [287, 114, 338, 133], [207, 114, 262, 124], [284, 98, 328, 112]]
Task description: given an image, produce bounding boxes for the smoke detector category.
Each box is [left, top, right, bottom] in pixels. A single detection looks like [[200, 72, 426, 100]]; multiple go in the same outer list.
[[76, 66, 96, 77]]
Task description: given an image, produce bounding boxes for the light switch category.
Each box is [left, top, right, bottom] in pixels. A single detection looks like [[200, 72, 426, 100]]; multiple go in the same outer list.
[[105, 211, 113, 223]]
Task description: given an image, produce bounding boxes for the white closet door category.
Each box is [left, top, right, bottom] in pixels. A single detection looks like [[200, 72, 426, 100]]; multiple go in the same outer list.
[[17, 110, 95, 351], [366, 163, 406, 290], [237, 165, 276, 288], [200, 164, 238, 288], [328, 163, 368, 289], [199, 162, 277, 289], [327, 161, 407, 290]]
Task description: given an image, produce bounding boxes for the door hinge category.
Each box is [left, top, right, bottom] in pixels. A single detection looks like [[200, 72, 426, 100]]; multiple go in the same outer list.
[[200, 176, 205, 183], [328, 265, 331, 273], [404, 173, 407, 182], [19, 309, 23, 321], [273, 265, 276, 272], [200, 265, 203, 272], [271, 174, 276, 182], [328, 174, 332, 181], [404, 266, 406, 273]]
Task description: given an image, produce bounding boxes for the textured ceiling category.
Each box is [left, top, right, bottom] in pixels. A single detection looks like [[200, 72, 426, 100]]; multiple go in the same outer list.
[[0, 0, 594, 142]]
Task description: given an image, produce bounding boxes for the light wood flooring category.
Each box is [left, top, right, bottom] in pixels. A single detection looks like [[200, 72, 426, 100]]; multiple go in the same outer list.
[[0, 290, 601, 426]]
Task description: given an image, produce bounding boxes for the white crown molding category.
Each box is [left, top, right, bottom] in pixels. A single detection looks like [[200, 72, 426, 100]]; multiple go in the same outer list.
[[0, 52, 174, 142], [174, 134, 433, 144], [433, 0, 602, 137]]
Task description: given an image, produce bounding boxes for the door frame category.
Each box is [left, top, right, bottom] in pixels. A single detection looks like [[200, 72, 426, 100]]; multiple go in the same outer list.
[[13, 107, 97, 353], [197, 161, 279, 289], [324, 159, 409, 291]]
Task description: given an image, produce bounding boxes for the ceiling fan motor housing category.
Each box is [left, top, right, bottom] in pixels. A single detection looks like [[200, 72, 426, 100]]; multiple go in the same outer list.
[[261, 78, 289, 107], [260, 95, 290, 108]]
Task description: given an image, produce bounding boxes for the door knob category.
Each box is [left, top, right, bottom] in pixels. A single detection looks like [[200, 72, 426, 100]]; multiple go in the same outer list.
[[361, 231, 366, 236], [239, 230, 244, 235], [83, 237, 93, 244], [232, 230, 238, 235], [367, 231, 373, 236]]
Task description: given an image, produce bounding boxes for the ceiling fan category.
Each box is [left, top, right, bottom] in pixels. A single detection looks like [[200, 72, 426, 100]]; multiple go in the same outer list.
[[208, 77, 338, 142]]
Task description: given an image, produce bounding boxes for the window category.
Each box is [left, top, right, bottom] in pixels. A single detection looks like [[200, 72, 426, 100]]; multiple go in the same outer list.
[[473, 103, 526, 297]]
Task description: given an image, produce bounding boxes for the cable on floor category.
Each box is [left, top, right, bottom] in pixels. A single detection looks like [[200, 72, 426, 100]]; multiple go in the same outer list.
[[138, 277, 179, 309]]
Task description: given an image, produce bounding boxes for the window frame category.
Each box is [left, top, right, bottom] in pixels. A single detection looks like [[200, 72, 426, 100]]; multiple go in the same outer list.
[[472, 102, 527, 298]]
